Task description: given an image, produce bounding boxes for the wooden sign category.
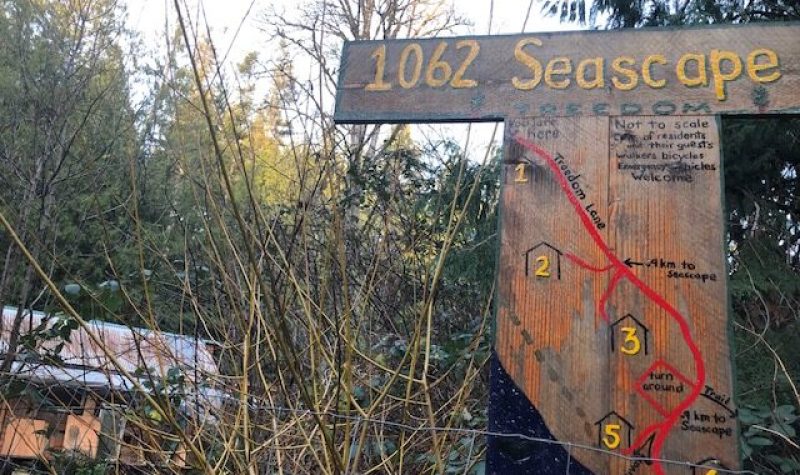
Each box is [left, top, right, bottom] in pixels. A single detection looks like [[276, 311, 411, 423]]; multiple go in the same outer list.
[[492, 116, 736, 474], [334, 23, 800, 123], [334, 22, 800, 475]]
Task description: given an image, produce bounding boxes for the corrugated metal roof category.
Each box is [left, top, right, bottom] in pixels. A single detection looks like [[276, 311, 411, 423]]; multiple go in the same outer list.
[[1, 306, 219, 389]]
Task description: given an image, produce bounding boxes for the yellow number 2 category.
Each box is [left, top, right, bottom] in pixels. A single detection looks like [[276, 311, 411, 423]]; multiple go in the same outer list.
[[620, 326, 641, 355], [602, 423, 621, 449], [534, 256, 550, 277], [450, 39, 480, 88]]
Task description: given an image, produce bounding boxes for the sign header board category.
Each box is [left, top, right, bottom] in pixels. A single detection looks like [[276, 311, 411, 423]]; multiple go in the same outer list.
[[334, 23, 800, 123]]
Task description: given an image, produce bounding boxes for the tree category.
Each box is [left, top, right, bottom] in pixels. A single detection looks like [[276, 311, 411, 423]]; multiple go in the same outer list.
[[258, 2, 492, 472], [0, 0, 137, 372], [541, 0, 800, 27]]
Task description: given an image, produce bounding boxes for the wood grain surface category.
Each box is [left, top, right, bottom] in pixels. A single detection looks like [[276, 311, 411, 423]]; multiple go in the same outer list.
[[334, 23, 800, 123], [496, 116, 736, 474]]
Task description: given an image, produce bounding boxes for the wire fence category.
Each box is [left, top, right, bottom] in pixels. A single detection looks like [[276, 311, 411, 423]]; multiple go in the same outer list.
[[254, 404, 759, 475], [0, 372, 757, 475]]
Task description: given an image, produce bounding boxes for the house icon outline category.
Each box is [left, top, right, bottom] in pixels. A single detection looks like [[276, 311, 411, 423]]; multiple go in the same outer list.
[[522, 241, 562, 280], [593, 410, 634, 450], [609, 313, 650, 355]]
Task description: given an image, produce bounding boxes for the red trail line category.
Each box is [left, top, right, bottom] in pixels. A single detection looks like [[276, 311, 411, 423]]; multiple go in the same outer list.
[[564, 252, 614, 273], [598, 271, 623, 323], [514, 136, 707, 475]]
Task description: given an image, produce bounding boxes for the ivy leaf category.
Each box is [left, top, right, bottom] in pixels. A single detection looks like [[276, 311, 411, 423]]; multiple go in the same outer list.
[[146, 407, 163, 422], [64, 283, 81, 295], [740, 439, 753, 458], [471, 461, 486, 475], [780, 459, 800, 473], [775, 405, 797, 423], [382, 440, 397, 455], [737, 407, 763, 425], [769, 422, 796, 438], [747, 436, 774, 446]]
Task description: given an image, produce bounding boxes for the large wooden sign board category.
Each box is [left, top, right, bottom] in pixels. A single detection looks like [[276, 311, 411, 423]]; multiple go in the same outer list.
[[334, 23, 800, 475]]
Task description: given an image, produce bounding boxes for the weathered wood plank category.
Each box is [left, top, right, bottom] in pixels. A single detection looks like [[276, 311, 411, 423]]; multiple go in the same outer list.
[[494, 116, 735, 474], [335, 23, 800, 123]]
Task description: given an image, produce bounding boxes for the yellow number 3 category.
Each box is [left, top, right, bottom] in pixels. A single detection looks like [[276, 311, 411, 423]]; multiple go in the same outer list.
[[620, 326, 641, 355], [602, 423, 621, 449]]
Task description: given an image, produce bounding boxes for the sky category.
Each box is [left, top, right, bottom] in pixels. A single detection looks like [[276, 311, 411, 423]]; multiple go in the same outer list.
[[128, 0, 576, 63], [126, 0, 583, 156]]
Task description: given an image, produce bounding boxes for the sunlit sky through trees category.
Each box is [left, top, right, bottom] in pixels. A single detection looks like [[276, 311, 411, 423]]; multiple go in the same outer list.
[[127, 0, 580, 157]]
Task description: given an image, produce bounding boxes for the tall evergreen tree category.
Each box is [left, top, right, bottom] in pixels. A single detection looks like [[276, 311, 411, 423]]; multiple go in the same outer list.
[[0, 0, 137, 369]]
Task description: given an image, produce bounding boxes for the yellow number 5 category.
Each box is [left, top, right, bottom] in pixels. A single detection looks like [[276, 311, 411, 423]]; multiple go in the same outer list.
[[620, 326, 641, 355], [602, 423, 621, 449]]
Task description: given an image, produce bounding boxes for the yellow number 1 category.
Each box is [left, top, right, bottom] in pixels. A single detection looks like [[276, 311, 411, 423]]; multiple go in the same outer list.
[[620, 326, 641, 355], [365, 45, 392, 91], [514, 163, 528, 183]]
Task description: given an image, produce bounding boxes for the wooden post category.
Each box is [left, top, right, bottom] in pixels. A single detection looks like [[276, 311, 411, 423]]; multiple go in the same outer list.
[[492, 116, 735, 474], [333, 23, 800, 475]]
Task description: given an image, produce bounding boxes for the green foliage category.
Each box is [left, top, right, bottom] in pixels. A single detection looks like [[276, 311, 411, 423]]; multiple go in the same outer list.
[[48, 451, 109, 475], [722, 88, 800, 475], [136, 365, 189, 426], [60, 282, 125, 323], [739, 405, 800, 473], [0, 0, 138, 317], [541, 0, 800, 27], [435, 145, 501, 294]]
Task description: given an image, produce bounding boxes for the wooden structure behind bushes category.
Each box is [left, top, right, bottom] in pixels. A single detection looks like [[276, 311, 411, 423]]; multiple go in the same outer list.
[[0, 306, 220, 469]]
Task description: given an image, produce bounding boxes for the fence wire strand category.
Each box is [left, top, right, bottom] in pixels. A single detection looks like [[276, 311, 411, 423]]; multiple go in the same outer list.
[[251, 403, 758, 474]]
